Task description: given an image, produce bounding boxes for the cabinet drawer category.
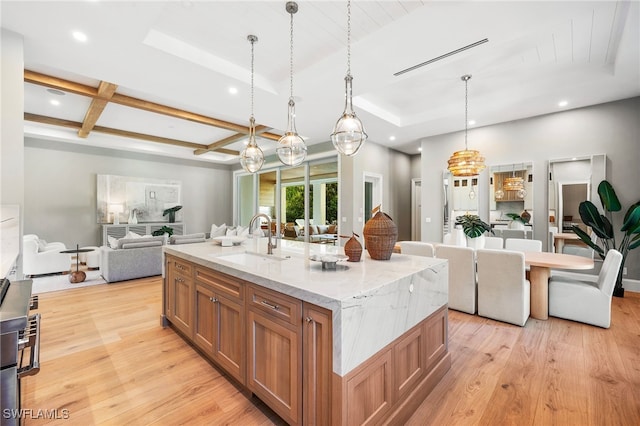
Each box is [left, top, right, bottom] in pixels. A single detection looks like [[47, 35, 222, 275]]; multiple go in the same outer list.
[[169, 257, 193, 277], [195, 267, 244, 301], [248, 285, 301, 327]]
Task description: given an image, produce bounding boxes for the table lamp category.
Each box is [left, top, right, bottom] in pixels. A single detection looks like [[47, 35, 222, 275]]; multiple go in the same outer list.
[[109, 204, 123, 225]]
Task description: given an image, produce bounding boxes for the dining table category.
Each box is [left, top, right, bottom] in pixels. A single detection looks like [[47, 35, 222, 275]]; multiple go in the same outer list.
[[524, 251, 594, 320], [553, 232, 584, 253]]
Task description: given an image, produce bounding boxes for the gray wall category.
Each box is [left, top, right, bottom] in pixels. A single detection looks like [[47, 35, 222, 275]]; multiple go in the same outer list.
[[24, 139, 233, 248], [420, 97, 640, 280]]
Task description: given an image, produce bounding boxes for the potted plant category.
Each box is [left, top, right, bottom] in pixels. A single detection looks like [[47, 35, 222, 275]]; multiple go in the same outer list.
[[456, 214, 493, 249], [152, 226, 174, 237], [572, 180, 640, 297]]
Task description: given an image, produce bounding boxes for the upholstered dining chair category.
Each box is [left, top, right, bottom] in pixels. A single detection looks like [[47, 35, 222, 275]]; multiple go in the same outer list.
[[477, 249, 530, 326], [484, 236, 504, 249], [435, 245, 477, 314], [505, 238, 542, 252], [398, 241, 435, 257], [548, 249, 622, 328]]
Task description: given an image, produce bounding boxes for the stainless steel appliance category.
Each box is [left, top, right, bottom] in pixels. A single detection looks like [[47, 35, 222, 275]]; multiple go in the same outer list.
[[1, 277, 40, 426]]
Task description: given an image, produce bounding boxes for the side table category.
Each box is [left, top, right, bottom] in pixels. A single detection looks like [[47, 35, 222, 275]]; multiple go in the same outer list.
[[60, 244, 94, 283]]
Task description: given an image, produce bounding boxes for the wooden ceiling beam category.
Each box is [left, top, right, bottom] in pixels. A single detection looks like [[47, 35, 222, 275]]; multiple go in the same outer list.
[[25, 113, 239, 156], [78, 81, 118, 138], [24, 70, 98, 97], [193, 125, 274, 155]]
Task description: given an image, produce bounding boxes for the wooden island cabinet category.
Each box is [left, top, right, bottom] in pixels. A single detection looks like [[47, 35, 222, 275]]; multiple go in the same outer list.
[[162, 240, 450, 426]]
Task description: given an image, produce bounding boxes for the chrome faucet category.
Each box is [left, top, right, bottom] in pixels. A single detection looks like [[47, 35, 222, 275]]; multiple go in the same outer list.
[[249, 213, 278, 255]]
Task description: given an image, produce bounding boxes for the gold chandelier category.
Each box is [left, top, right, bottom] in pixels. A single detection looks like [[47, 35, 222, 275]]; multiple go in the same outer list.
[[447, 75, 486, 177], [504, 176, 524, 192]]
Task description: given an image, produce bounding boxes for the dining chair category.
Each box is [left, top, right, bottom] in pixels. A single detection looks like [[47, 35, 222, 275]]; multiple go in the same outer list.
[[435, 245, 477, 314], [476, 249, 530, 326], [501, 229, 526, 240], [548, 249, 622, 328], [398, 241, 435, 257], [505, 238, 542, 252], [484, 236, 504, 249]]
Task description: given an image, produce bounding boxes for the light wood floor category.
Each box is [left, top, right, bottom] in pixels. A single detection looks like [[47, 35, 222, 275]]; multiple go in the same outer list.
[[23, 278, 640, 425]]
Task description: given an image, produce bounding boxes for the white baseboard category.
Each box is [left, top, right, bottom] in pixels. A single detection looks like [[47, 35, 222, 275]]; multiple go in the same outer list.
[[623, 278, 640, 293], [550, 271, 639, 293]]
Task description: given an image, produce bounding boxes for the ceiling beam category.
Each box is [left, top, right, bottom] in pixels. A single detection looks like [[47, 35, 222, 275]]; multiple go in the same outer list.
[[25, 113, 239, 156], [78, 81, 118, 138], [193, 125, 274, 155], [24, 70, 281, 144]]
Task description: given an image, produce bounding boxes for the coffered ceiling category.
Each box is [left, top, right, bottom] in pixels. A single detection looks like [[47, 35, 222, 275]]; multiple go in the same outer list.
[[2, 1, 639, 165]]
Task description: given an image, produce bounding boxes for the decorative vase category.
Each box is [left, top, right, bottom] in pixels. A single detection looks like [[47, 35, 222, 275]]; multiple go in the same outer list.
[[509, 220, 525, 230], [344, 232, 363, 262], [363, 208, 398, 260], [466, 234, 485, 250], [130, 210, 138, 224], [520, 209, 531, 224]]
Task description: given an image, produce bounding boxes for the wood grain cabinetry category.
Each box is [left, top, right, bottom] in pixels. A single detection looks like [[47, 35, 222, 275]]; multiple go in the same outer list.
[[493, 171, 526, 202], [166, 255, 193, 338], [247, 284, 302, 425]]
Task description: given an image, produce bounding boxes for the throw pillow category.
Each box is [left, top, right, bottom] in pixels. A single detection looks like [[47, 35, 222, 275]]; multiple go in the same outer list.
[[328, 224, 337, 234], [126, 231, 143, 239], [210, 223, 227, 238], [226, 227, 237, 236], [108, 236, 119, 249], [37, 239, 47, 252]]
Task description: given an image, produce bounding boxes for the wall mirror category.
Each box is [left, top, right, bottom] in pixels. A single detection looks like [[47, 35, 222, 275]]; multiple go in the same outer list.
[[443, 171, 479, 235], [489, 162, 534, 234], [548, 154, 607, 239]]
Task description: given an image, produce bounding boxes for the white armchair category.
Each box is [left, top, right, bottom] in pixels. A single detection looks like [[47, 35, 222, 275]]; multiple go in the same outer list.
[[436, 245, 477, 314], [477, 249, 530, 326], [549, 249, 622, 328], [484, 236, 504, 249], [398, 241, 435, 257], [22, 234, 71, 276]]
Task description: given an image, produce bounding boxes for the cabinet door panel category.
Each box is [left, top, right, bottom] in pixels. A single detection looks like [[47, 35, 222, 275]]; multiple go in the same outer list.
[[194, 284, 215, 353], [215, 295, 245, 384], [248, 310, 301, 425], [303, 303, 333, 426], [173, 275, 193, 337]]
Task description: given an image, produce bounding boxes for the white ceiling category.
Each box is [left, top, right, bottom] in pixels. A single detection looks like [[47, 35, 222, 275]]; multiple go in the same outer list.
[[2, 0, 639, 164]]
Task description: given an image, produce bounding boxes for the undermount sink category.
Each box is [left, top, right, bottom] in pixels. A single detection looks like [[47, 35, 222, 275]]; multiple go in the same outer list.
[[216, 251, 289, 266]]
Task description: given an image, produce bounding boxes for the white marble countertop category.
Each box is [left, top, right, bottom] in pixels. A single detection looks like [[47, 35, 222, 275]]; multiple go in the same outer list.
[[164, 237, 448, 375]]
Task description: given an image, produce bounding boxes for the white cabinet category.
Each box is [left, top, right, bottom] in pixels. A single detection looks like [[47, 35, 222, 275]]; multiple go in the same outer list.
[[102, 222, 185, 245]]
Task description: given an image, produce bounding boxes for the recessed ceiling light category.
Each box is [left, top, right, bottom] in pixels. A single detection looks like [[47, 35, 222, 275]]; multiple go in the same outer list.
[[49, 99, 60, 106], [558, 100, 568, 107], [389, 136, 396, 141], [72, 31, 88, 42], [468, 120, 476, 126], [46, 88, 65, 96], [229, 87, 238, 95], [418, 147, 422, 152]]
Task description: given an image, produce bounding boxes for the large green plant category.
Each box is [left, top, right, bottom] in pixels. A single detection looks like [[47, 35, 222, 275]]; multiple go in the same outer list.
[[455, 214, 493, 238], [572, 180, 640, 294]]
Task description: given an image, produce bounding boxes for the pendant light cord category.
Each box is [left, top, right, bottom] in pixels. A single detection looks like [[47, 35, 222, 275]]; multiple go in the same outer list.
[[347, 0, 351, 76], [464, 76, 469, 150], [289, 11, 294, 100], [250, 37, 255, 120]]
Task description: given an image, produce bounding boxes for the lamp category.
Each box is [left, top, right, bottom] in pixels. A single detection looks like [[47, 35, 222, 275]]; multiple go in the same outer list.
[[240, 34, 264, 173], [330, 0, 368, 156], [109, 204, 123, 225], [504, 164, 526, 198], [447, 75, 486, 176], [276, 1, 307, 167]]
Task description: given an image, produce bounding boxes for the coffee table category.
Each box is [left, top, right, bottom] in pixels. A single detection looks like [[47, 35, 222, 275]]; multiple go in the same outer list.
[[61, 245, 95, 283]]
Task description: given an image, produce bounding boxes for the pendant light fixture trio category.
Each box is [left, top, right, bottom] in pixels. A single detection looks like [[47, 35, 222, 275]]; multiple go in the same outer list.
[[331, 0, 368, 156], [240, 34, 265, 173], [447, 74, 486, 177], [276, 1, 307, 167]]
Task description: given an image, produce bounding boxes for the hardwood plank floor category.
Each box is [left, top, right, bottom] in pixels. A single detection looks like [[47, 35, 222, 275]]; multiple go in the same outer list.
[[21, 278, 640, 425]]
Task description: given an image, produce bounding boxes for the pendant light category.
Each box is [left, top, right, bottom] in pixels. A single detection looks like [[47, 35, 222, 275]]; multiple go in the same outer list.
[[276, 1, 307, 167], [330, 0, 368, 156], [240, 35, 264, 173], [504, 164, 525, 193], [447, 75, 486, 176]]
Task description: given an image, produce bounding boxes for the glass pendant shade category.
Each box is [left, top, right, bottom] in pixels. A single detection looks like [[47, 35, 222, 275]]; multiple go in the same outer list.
[[276, 98, 306, 166], [495, 189, 505, 199], [331, 75, 367, 156], [447, 74, 486, 177], [240, 117, 264, 173], [517, 188, 527, 199]]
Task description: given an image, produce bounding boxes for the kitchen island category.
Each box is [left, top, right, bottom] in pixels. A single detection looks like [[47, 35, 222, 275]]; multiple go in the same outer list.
[[162, 238, 450, 425]]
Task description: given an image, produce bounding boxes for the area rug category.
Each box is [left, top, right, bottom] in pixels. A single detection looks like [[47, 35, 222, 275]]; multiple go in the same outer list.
[[31, 270, 106, 294]]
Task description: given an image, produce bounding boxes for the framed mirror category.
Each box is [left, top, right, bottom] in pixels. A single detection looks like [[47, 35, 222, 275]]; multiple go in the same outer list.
[[489, 163, 534, 237], [443, 171, 479, 236]]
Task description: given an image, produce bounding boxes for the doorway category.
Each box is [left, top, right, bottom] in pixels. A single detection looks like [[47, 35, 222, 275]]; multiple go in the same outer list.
[[363, 172, 383, 222], [412, 179, 422, 240]]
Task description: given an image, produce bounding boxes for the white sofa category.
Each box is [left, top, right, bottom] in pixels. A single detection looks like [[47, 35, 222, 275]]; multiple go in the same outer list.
[[22, 234, 72, 276]]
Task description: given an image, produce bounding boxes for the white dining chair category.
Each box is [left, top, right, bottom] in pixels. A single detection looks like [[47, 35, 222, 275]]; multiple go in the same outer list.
[[477, 249, 530, 326], [484, 236, 504, 249], [501, 229, 526, 240], [436, 245, 477, 314], [549, 249, 622, 328], [398, 241, 435, 257], [505, 238, 542, 252]]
